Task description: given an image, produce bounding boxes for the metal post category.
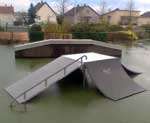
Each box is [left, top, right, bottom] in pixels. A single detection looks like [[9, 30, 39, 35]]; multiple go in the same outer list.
[[23, 93, 26, 100], [23, 93, 27, 112], [81, 57, 86, 88], [45, 79, 48, 87], [10, 102, 13, 110], [24, 103, 27, 112], [64, 68, 66, 76], [82, 65, 87, 88]]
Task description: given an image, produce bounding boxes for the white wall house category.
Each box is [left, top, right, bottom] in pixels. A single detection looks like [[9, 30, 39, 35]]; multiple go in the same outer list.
[[100, 8, 140, 26], [64, 5, 100, 25], [35, 2, 57, 23], [138, 12, 150, 26], [0, 5, 15, 27]]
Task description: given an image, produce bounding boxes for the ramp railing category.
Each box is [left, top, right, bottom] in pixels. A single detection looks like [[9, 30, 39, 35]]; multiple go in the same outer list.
[[10, 55, 87, 108]]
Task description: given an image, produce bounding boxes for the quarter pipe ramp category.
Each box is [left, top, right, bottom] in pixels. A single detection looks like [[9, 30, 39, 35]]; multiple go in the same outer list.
[[85, 59, 145, 100]]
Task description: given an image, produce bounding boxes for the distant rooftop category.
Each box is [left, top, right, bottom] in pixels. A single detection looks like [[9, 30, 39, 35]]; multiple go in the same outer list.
[[34, 1, 44, 12], [0, 5, 14, 14], [64, 4, 99, 16], [101, 8, 140, 16], [141, 11, 150, 17]]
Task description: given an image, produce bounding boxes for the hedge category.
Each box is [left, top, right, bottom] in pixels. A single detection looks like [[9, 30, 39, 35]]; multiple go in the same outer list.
[[72, 32, 107, 42], [29, 31, 44, 42]]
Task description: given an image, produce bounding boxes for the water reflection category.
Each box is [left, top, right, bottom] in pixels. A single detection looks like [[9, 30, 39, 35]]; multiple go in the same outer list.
[[0, 45, 16, 86], [122, 40, 150, 73]]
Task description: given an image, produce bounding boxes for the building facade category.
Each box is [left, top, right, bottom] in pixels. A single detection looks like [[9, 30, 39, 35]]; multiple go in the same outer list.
[[138, 12, 150, 26], [100, 8, 140, 26], [0, 5, 15, 27], [64, 5, 100, 24], [35, 2, 57, 23]]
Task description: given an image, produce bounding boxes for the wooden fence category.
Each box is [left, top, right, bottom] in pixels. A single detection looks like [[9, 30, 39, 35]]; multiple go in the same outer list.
[[44, 33, 72, 39], [0, 32, 29, 44]]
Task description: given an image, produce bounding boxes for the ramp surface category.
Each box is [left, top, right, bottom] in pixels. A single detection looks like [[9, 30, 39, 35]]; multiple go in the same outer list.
[[5, 56, 80, 103], [85, 59, 145, 100], [64, 52, 115, 63]]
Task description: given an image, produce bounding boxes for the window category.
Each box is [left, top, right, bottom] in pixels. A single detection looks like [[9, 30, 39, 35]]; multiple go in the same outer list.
[[80, 16, 91, 23], [107, 16, 111, 23], [120, 16, 138, 25]]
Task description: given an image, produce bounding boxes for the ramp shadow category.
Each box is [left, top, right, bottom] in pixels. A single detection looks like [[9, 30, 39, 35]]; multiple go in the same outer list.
[[27, 69, 101, 105]]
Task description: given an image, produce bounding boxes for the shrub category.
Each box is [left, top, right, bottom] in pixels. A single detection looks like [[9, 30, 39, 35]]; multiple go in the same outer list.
[[71, 23, 110, 41], [72, 32, 107, 42], [29, 31, 44, 42], [0, 25, 4, 31], [107, 30, 138, 43], [44, 22, 71, 33], [29, 24, 42, 32], [29, 24, 44, 42], [142, 24, 150, 38], [14, 21, 23, 26], [71, 23, 138, 43], [108, 25, 124, 31]]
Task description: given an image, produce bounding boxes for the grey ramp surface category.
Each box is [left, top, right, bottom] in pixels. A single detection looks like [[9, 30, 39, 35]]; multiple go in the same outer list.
[[5, 56, 80, 103], [85, 59, 145, 100]]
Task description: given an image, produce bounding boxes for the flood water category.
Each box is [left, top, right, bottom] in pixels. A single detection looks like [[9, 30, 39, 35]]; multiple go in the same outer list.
[[0, 41, 150, 123]]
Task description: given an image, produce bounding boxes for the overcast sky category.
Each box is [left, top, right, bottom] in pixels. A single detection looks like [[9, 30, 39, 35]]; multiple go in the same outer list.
[[0, 0, 149, 13]]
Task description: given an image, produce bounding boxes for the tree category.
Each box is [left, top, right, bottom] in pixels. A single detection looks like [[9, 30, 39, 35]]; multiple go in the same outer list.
[[21, 12, 28, 25], [126, 0, 135, 26], [28, 3, 36, 24], [100, 0, 107, 15], [54, 0, 69, 24], [59, 0, 69, 16], [99, 0, 108, 23], [57, 15, 64, 25], [14, 12, 28, 26]]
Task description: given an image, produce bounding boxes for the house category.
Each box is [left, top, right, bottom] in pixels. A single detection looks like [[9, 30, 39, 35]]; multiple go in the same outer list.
[[64, 4, 100, 24], [0, 5, 15, 27], [138, 11, 150, 26], [34, 1, 57, 23], [100, 8, 140, 26]]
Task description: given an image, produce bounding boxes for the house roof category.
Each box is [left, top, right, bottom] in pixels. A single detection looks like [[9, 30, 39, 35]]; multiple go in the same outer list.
[[141, 11, 150, 17], [101, 8, 140, 16], [64, 5, 100, 16], [35, 2, 44, 12], [0, 5, 14, 14], [34, 1, 56, 15]]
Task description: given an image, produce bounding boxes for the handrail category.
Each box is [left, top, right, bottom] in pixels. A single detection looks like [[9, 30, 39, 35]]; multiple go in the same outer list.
[[10, 55, 87, 107]]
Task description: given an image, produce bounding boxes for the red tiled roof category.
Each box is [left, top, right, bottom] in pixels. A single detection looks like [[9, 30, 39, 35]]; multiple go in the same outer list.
[[0, 6, 14, 14]]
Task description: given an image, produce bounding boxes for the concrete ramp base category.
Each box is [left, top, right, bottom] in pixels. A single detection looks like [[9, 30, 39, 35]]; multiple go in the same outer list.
[[85, 59, 145, 101]]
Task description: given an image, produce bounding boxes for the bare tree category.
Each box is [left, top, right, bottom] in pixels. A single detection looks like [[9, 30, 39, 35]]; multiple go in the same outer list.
[[127, 0, 135, 25], [55, 0, 69, 16], [53, 0, 70, 24], [99, 0, 108, 23], [100, 0, 107, 15]]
